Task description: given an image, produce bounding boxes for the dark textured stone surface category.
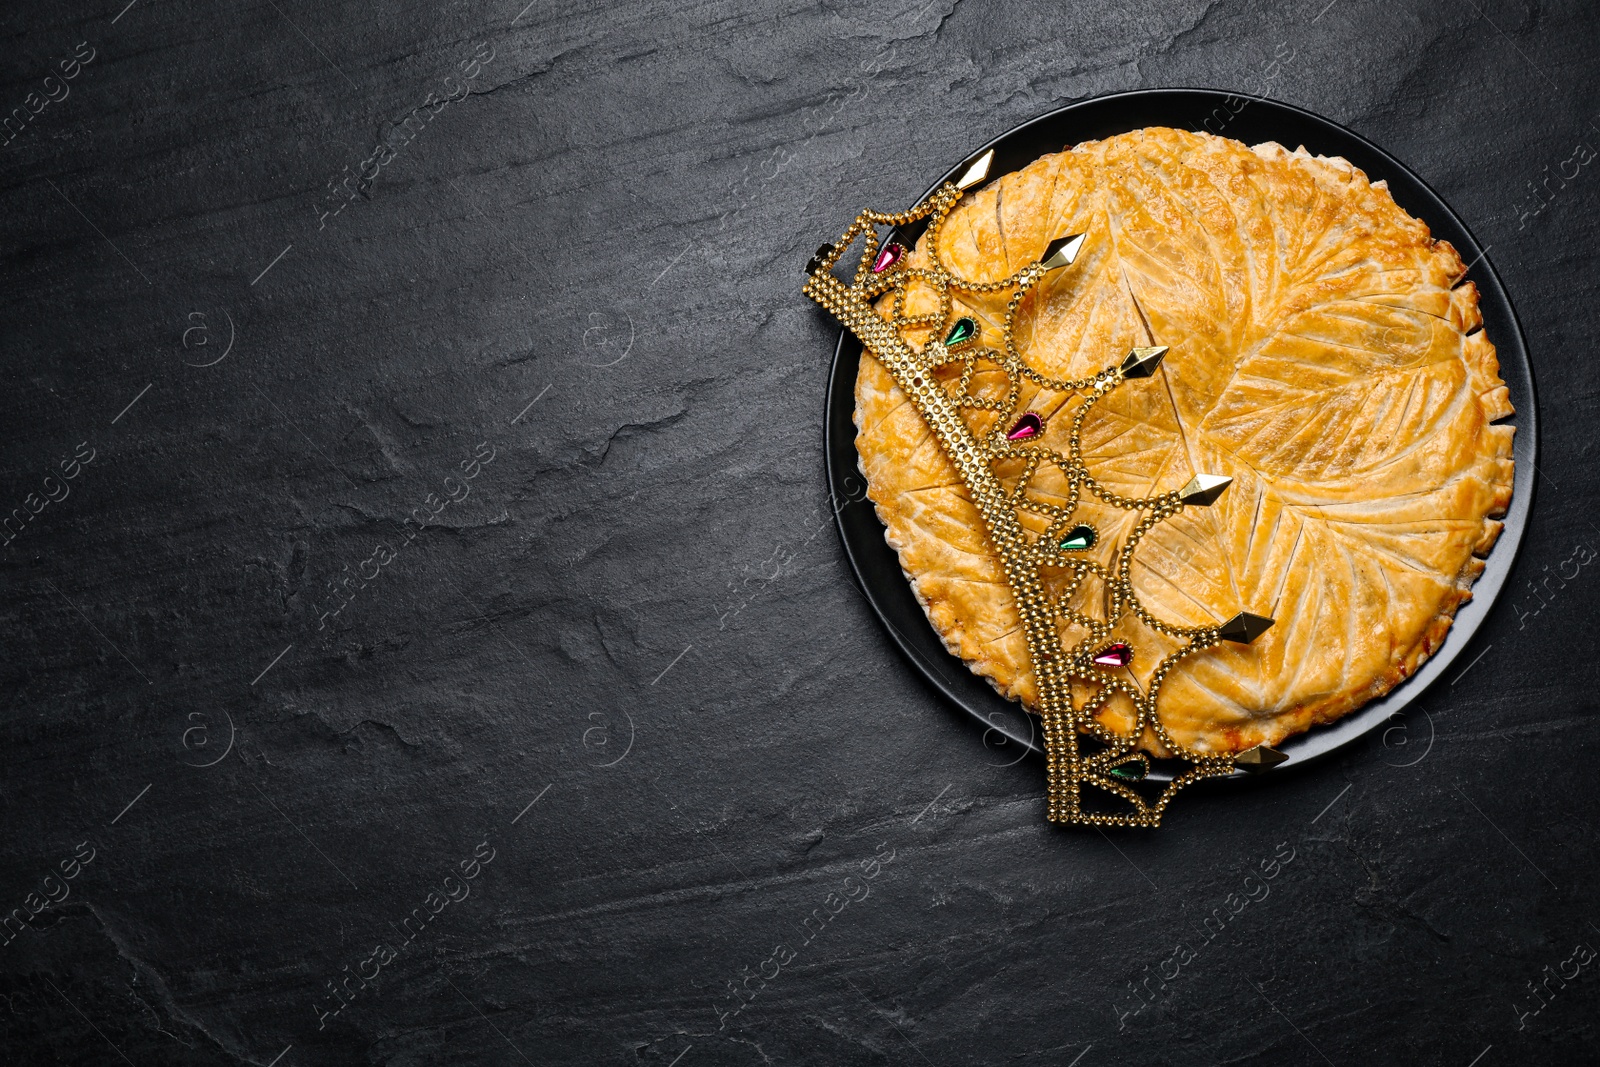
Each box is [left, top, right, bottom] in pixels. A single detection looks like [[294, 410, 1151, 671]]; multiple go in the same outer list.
[[2, 0, 1598, 1063]]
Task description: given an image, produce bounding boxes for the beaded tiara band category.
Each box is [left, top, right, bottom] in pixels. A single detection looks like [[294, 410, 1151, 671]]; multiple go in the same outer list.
[[804, 149, 1278, 828]]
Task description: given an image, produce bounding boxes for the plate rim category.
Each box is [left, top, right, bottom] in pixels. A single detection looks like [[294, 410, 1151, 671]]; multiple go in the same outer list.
[[822, 87, 1539, 780]]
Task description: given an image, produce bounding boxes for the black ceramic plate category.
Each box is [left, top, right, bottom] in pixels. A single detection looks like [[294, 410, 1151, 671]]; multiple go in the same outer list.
[[824, 88, 1537, 779]]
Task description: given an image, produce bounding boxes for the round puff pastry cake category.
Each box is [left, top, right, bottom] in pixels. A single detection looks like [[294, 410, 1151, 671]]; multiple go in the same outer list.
[[854, 127, 1515, 756]]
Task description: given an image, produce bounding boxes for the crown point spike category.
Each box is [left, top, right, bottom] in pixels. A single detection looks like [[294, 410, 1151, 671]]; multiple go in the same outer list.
[[1178, 473, 1232, 506], [1108, 757, 1148, 782], [871, 242, 905, 273], [944, 316, 978, 348], [954, 148, 995, 191], [1120, 345, 1168, 378], [1091, 642, 1132, 668], [1233, 744, 1288, 772], [1005, 411, 1042, 441], [1039, 232, 1086, 271], [805, 243, 835, 275], [1058, 524, 1096, 551], [1218, 611, 1274, 643]]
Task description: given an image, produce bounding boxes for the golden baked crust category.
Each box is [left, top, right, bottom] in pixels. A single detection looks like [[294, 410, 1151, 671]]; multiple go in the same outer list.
[[854, 127, 1514, 755]]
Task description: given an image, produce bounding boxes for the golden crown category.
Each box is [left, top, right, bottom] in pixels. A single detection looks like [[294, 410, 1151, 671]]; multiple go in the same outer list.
[[804, 149, 1278, 828]]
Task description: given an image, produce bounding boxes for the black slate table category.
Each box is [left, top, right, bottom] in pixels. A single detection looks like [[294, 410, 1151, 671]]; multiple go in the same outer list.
[[2, 1, 1598, 1064]]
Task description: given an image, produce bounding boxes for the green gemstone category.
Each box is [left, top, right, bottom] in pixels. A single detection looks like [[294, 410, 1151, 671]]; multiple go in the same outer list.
[[1059, 524, 1096, 551], [945, 317, 977, 348], [1109, 760, 1146, 782]]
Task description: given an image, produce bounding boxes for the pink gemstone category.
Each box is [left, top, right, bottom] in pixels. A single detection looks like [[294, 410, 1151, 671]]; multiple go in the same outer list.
[[871, 242, 905, 273], [1092, 642, 1132, 668], [1006, 412, 1043, 441]]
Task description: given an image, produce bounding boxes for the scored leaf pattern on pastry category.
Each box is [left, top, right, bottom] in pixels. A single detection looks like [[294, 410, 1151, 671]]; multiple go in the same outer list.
[[855, 128, 1514, 754]]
